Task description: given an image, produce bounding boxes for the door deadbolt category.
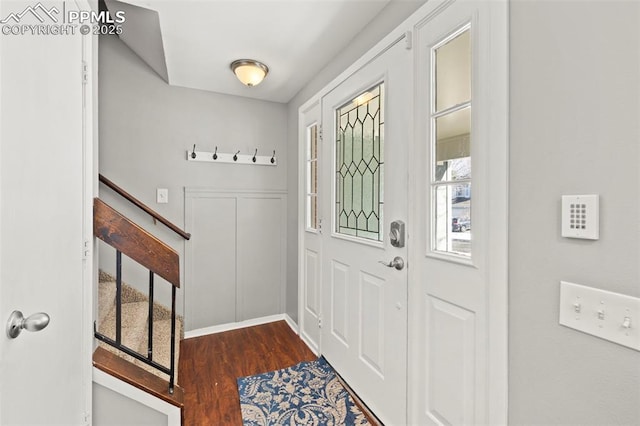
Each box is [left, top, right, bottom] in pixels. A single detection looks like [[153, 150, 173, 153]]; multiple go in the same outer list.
[[390, 220, 405, 248]]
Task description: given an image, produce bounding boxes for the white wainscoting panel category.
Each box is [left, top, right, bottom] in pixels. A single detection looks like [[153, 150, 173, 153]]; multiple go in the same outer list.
[[185, 189, 286, 332], [425, 295, 476, 425]]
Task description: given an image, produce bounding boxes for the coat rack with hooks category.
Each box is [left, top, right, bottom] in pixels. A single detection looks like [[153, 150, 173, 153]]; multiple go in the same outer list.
[[186, 145, 277, 166]]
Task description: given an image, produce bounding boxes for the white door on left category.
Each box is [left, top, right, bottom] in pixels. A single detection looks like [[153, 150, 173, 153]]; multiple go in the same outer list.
[[0, 0, 92, 424]]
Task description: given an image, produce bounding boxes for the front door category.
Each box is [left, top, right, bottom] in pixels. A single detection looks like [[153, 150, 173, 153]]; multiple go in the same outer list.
[[320, 37, 411, 425], [0, 1, 92, 424]]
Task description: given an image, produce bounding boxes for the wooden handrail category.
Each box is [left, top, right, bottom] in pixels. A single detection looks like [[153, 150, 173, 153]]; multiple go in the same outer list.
[[94, 198, 180, 287], [99, 174, 191, 240]]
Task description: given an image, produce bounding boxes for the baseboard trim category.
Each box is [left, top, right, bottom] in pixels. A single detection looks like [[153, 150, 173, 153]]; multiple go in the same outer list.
[[184, 313, 299, 339], [93, 367, 181, 426]]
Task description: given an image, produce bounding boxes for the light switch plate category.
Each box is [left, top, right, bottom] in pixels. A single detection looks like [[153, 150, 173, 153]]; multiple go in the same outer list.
[[559, 281, 640, 351], [561, 194, 599, 240], [156, 188, 168, 204]]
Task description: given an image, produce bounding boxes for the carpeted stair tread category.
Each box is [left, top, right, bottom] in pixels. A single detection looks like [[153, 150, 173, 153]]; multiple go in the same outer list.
[[98, 271, 148, 304], [97, 270, 183, 385], [142, 319, 182, 382], [98, 280, 116, 328], [99, 270, 115, 283], [101, 301, 150, 331], [99, 302, 149, 350], [152, 302, 173, 321]]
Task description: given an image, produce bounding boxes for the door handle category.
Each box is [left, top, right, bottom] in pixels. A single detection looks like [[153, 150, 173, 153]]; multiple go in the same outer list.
[[378, 256, 405, 271], [6, 310, 50, 339]]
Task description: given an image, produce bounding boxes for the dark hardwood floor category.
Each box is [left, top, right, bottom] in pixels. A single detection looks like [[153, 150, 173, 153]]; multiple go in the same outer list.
[[179, 320, 317, 425]]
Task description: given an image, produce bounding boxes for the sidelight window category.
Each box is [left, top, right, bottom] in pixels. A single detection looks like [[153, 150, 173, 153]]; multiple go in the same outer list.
[[306, 124, 319, 231], [430, 27, 472, 257]]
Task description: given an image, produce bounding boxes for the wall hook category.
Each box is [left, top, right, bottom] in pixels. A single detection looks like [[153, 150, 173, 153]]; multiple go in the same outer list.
[[186, 148, 276, 166]]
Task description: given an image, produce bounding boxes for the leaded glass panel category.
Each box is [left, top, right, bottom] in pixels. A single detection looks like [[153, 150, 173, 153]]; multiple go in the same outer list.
[[335, 83, 384, 241]]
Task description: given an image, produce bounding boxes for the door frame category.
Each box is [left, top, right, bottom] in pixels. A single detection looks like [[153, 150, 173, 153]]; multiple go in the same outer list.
[[82, 6, 99, 422], [297, 1, 508, 423], [0, 0, 96, 421]]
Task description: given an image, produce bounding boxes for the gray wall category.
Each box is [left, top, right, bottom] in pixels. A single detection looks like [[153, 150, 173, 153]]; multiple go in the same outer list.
[[93, 383, 168, 426], [99, 34, 287, 314], [99, 1, 640, 423], [284, 0, 427, 321], [100, 2, 425, 323], [509, 1, 640, 424]]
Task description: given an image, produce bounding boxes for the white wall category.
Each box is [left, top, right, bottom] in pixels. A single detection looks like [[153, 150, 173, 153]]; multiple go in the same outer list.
[[93, 383, 168, 426], [509, 1, 640, 424], [99, 34, 288, 314]]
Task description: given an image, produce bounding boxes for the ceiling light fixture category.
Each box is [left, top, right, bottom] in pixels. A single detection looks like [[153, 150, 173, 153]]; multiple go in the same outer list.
[[230, 59, 269, 87]]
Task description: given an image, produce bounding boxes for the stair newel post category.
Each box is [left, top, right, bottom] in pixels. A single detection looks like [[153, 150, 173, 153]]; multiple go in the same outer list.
[[169, 285, 176, 395], [115, 250, 122, 346], [148, 271, 154, 361]]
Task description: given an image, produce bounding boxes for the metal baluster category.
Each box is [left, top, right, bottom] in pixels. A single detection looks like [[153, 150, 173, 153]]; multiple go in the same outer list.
[[115, 250, 122, 345], [147, 271, 154, 360], [169, 285, 176, 394]]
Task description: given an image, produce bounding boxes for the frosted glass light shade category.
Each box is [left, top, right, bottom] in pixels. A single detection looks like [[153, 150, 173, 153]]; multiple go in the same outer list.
[[230, 59, 269, 87]]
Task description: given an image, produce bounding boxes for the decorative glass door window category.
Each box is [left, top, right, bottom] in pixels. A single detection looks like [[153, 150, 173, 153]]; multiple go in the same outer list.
[[430, 27, 472, 257], [306, 124, 319, 230], [335, 83, 384, 241]]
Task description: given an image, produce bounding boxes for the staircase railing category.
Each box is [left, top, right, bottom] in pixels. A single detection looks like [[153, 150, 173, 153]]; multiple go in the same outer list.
[[99, 174, 191, 240], [93, 198, 180, 394]]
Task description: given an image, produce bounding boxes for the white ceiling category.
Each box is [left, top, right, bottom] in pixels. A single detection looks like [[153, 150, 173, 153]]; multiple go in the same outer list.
[[108, 0, 393, 103]]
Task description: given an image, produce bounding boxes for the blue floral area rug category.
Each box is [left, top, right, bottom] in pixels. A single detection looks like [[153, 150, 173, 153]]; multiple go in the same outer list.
[[237, 357, 371, 425]]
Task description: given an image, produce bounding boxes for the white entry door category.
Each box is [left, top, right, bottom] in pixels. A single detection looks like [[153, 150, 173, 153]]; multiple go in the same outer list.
[[0, 1, 92, 424], [320, 36, 411, 425], [409, 1, 508, 424]]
